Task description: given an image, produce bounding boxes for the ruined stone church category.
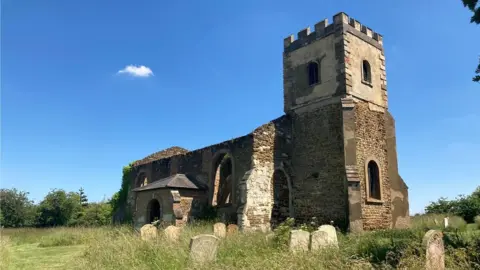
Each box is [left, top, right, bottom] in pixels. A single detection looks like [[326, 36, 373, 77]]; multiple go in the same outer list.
[[127, 12, 410, 232]]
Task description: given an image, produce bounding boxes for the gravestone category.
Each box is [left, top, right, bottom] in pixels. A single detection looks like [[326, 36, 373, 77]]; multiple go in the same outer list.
[[226, 224, 238, 235], [213, 222, 226, 238], [289, 229, 310, 252], [309, 230, 330, 251], [265, 232, 275, 242], [189, 234, 220, 264], [140, 224, 158, 241], [317, 224, 339, 248], [444, 217, 449, 228], [422, 230, 445, 270], [164, 225, 182, 242]]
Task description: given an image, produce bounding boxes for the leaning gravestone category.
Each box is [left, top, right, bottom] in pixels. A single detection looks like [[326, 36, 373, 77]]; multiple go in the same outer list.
[[422, 230, 445, 270], [289, 229, 310, 252], [189, 234, 220, 264], [213, 222, 227, 238], [164, 225, 182, 242], [309, 230, 330, 251], [226, 224, 238, 236], [317, 224, 339, 248], [140, 224, 158, 241]]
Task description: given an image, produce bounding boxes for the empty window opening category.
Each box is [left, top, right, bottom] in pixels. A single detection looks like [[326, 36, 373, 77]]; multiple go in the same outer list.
[[367, 160, 381, 200], [147, 199, 161, 223], [362, 60, 372, 83], [212, 153, 233, 207], [308, 61, 319, 85], [136, 173, 148, 188], [270, 169, 291, 228]]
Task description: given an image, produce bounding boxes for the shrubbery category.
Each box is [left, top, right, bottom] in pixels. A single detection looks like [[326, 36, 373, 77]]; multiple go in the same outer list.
[[425, 186, 480, 223]]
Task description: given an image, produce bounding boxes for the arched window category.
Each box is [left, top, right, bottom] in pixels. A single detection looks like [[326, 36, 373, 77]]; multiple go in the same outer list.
[[212, 153, 233, 207], [307, 61, 319, 86], [367, 160, 381, 200], [270, 169, 292, 228], [362, 60, 372, 83]]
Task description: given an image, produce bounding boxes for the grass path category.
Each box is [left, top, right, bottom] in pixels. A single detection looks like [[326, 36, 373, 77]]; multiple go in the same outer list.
[[8, 243, 84, 270]]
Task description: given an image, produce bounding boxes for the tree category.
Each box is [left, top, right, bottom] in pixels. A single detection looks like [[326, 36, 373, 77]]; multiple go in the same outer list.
[[36, 189, 82, 227], [0, 188, 36, 227], [425, 197, 457, 214], [425, 186, 480, 223], [79, 187, 88, 207], [463, 0, 480, 23], [461, 0, 480, 82]]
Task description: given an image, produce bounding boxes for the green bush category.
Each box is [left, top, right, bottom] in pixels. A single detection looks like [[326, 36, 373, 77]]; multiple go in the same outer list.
[[351, 229, 424, 267], [475, 215, 480, 229]]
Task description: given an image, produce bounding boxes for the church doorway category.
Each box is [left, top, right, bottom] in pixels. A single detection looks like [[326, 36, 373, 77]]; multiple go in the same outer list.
[[147, 199, 161, 223]]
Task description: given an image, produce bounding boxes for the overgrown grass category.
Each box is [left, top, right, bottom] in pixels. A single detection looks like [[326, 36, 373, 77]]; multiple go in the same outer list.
[[0, 219, 479, 270], [411, 213, 467, 231]]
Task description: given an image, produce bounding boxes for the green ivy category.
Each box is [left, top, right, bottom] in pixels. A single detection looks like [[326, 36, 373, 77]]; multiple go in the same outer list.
[[110, 163, 135, 214]]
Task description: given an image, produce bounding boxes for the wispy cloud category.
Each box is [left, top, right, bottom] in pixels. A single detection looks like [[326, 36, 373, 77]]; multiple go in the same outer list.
[[117, 65, 154, 77]]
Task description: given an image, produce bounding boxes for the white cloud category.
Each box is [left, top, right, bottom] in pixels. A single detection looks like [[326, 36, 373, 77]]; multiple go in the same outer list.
[[117, 65, 154, 77]]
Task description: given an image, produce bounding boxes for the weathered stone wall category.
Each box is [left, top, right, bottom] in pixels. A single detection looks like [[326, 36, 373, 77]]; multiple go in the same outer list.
[[355, 101, 392, 230], [344, 31, 386, 108], [386, 112, 410, 228], [238, 116, 291, 232], [134, 189, 172, 230], [291, 102, 348, 227], [131, 133, 254, 225], [283, 33, 338, 111], [134, 188, 206, 229]]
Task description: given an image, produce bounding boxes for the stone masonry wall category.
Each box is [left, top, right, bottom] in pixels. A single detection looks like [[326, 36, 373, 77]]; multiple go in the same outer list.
[[291, 102, 348, 227], [355, 101, 392, 230], [131, 133, 254, 225], [239, 116, 291, 232], [134, 189, 173, 230], [386, 112, 410, 228]]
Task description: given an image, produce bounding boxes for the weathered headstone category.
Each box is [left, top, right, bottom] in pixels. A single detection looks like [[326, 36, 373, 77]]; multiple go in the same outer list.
[[189, 234, 220, 264], [317, 224, 339, 248], [444, 217, 449, 228], [140, 224, 158, 241], [309, 230, 330, 251], [213, 222, 226, 238], [265, 232, 275, 242], [423, 230, 445, 270], [164, 225, 182, 242], [226, 224, 238, 235], [289, 229, 310, 252]]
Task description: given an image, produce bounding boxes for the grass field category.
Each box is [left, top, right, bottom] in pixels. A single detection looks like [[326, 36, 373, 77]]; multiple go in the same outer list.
[[1, 216, 479, 270]]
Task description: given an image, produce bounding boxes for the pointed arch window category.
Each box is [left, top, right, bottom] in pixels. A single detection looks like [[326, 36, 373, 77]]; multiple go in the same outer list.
[[367, 160, 381, 200]]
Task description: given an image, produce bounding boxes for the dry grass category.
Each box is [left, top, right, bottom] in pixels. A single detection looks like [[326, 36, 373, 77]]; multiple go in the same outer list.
[[0, 220, 478, 270]]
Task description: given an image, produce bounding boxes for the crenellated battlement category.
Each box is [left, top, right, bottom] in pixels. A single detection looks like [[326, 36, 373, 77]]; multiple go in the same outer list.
[[284, 12, 383, 53]]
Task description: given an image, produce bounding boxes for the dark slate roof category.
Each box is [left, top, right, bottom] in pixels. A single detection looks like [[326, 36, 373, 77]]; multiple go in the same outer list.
[[133, 146, 189, 167], [132, 174, 203, 192]]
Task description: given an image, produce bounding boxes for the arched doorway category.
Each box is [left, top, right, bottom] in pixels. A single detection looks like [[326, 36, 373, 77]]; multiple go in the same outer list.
[[270, 169, 292, 228], [146, 199, 161, 223], [212, 153, 233, 206]]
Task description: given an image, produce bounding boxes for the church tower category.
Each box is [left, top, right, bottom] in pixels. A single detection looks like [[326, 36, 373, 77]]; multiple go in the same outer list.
[[283, 12, 409, 231]]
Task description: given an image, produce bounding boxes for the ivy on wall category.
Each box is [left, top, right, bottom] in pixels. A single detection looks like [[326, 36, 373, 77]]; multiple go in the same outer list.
[[110, 163, 135, 220]]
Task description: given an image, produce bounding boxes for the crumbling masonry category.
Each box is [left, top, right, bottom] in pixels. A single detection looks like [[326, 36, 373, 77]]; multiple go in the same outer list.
[[127, 12, 410, 232]]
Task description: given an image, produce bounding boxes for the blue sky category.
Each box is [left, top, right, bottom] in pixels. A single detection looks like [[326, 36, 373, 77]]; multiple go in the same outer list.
[[1, 0, 479, 214]]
